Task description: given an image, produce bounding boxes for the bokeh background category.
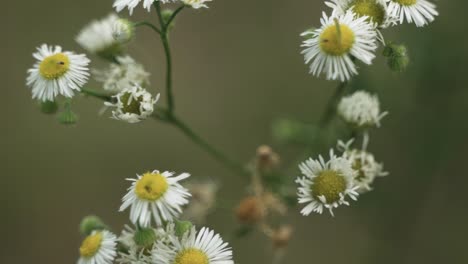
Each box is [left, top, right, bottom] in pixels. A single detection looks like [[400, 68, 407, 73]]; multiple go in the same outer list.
[[3, 0, 468, 263]]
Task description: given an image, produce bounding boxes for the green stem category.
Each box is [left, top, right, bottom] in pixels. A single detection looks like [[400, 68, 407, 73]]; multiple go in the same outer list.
[[166, 5, 185, 28], [319, 81, 348, 127], [166, 114, 250, 178], [133, 21, 162, 35], [81, 88, 113, 101]]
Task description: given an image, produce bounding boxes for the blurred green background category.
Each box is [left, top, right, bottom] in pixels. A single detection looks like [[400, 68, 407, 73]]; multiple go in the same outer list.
[[3, 0, 468, 263]]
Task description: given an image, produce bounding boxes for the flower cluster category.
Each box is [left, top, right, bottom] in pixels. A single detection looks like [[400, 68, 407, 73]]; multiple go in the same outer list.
[[302, 0, 438, 81], [77, 169, 233, 264]]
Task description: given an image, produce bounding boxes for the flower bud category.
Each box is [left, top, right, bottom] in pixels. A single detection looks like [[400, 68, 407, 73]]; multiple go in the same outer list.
[[255, 145, 280, 173], [113, 19, 135, 44], [133, 227, 157, 249], [272, 225, 293, 249], [40, 100, 58, 114], [79, 215, 107, 236], [235, 196, 266, 225], [175, 220, 193, 238], [58, 104, 78, 125], [383, 43, 410, 72]]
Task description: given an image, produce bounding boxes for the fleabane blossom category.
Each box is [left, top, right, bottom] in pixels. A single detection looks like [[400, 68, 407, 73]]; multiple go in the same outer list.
[[337, 90, 388, 128], [78, 230, 117, 264], [338, 140, 388, 193], [182, 0, 212, 9], [119, 170, 191, 227], [76, 14, 125, 59], [93, 56, 150, 93], [113, 0, 177, 15], [326, 0, 396, 28], [26, 44, 90, 102], [301, 11, 378, 81], [105, 84, 159, 123], [385, 0, 438, 27], [153, 226, 234, 264], [296, 149, 359, 216]]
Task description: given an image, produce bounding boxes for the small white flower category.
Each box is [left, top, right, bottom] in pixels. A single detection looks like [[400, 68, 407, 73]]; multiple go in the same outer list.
[[296, 149, 359, 216], [338, 140, 388, 193], [338, 90, 388, 128], [105, 84, 159, 123], [76, 14, 124, 57], [93, 56, 150, 93], [26, 44, 90, 102], [78, 230, 117, 264], [119, 170, 191, 227], [326, 0, 396, 28], [113, 0, 176, 15], [301, 11, 378, 82], [385, 0, 438, 27], [182, 0, 212, 9], [153, 226, 234, 264]]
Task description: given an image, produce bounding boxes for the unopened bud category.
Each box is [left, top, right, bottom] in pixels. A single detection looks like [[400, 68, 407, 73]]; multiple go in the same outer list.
[[113, 19, 135, 44], [235, 196, 266, 225], [256, 145, 280, 172], [58, 108, 78, 125], [79, 215, 107, 236], [134, 227, 157, 249], [383, 43, 409, 72], [40, 100, 58, 114], [175, 220, 193, 238], [272, 225, 293, 249]]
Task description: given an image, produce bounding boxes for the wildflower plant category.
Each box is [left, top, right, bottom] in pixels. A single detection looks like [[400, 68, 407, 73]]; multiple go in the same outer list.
[[25, 0, 438, 263]]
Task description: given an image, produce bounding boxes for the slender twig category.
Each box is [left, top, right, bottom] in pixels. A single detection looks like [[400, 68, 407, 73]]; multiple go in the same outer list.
[[166, 5, 186, 28], [81, 87, 112, 101], [319, 81, 348, 127], [133, 21, 162, 35]]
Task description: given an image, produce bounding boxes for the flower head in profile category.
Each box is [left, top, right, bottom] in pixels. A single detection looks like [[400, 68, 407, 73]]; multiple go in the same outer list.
[[105, 84, 159, 123], [93, 56, 150, 93], [338, 90, 388, 128], [76, 14, 125, 59], [338, 140, 388, 193], [296, 149, 359, 216], [26, 44, 90, 102], [301, 11, 378, 81], [78, 230, 117, 264], [119, 170, 191, 227], [182, 0, 212, 9], [113, 0, 177, 15], [153, 226, 234, 264], [385, 0, 438, 27], [326, 0, 396, 28], [113, 18, 135, 44]]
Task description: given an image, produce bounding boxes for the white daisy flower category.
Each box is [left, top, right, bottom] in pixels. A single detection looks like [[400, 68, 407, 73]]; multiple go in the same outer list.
[[93, 56, 150, 93], [113, 0, 176, 15], [296, 149, 359, 216], [385, 0, 438, 27], [337, 90, 388, 128], [26, 44, 90, 102], [76, 14, 125, 59], [78, 230, 117, 264], [153, 226, 234, 264], [182, 0, 212, 9], [105, 84, 159, 123], [338, 140, 388, 193], [119, 170, 191, 227], [325, 0, 396, 28], [301, 11, 378, 81]]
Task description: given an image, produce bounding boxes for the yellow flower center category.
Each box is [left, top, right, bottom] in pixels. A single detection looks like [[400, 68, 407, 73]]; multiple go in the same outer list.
[[320, 23, 355, 56], [393, 0, 417, 6], [120, 92, 143, 115], [311, 170, 347, 203], [174, 248, 209, 264], [135, 172, 169, 201], [39, 53, 70, 80], [79, 232, 103, 258], [351, 0, 386, 25]]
